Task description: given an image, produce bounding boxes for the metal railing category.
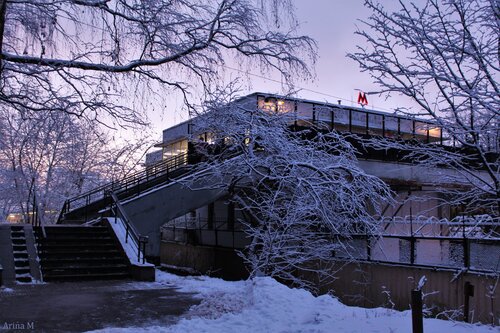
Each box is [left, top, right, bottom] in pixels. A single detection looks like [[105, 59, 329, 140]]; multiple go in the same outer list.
[[57, 152, 189, 223], [162, 216, 500, 272], [335, 234, 500, 273], [380, 215, 500, 239], [298, 107, 444, 144], [108, 191, 148, 264], [162, 217, 247, 249], [29, 193, 42, 227]]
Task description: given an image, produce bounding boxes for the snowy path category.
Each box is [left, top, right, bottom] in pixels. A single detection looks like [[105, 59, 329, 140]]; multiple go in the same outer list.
[[89, 270, 497, 333]]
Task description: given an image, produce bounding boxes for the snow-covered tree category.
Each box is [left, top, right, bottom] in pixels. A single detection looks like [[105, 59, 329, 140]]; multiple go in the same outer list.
[[187, 90, 393, 289], [0, 0, 315, 125], [348, 0, 499, 215], [0, 109, 151, 223]]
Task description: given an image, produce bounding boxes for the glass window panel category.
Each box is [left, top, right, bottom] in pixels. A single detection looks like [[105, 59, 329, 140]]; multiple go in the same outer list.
[[368, 114, 383, 130], [334, 108, 349, 125], [400, 119, 413, 134]]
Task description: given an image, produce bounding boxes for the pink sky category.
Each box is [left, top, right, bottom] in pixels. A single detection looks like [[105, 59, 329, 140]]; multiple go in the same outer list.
[[153, 0, 420, 135]]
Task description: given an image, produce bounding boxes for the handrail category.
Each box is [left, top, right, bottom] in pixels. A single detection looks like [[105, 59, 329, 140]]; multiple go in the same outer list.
[[57, 152, 189, 223], [31, 193, 47, 238], [72, 152, 187, 202], [108, 191, 148, 264], [56, 200, 69, 224]]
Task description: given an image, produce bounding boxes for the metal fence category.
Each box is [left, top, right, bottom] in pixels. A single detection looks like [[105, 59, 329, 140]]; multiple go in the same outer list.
[[161, 215, 500, 273]]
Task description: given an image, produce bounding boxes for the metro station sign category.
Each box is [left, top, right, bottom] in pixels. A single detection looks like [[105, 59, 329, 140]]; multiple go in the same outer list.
[[357, 91, 368, 107]]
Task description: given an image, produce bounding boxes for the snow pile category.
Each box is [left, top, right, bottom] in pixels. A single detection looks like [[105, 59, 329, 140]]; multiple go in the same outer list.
[[90, 270, 496, 333], [0, 287, 14, 293]]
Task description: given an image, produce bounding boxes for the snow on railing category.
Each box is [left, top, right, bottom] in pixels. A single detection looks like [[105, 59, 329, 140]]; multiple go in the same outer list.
[[380, 215, 500, 239]]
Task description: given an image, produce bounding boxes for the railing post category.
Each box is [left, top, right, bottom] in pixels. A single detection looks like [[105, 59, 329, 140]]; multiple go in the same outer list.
[[463, 237, 470, 269], [349, 109, 352, 133], [382, 115, 386, 138], [139, 236, 148, 264], [462, 220, 469, 269], [137, 240, 141, 263], [365, 113, 369, 135], [142, 241, 146, 264]]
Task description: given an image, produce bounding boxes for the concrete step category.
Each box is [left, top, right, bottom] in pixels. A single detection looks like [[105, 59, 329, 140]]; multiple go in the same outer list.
[[34, 225, 132, 282], [35, 229, 111, 236], [11, 226, 24, 232], [14, 259, 30, 266], [11, 238, 27, 245], [38, 249, 123, 257], [15, 267, 31, 275], [13, 252, 29, 260], [40, 260, 129, 270], [36, 238, 114, 245], [35, 233, 112, 241], [11, 231, 25, 238], [12, 243, 28, 252], [42, 272, 130, 282], [42, 264, 128, 274], [35, 226, 109, 234], [16, 276, 32, 283], [40, 257, 127, 265], [37, 243, 118, 250]]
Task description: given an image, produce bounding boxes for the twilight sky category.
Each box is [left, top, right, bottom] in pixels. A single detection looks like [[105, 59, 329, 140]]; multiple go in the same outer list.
[[151, 0, 418, 136]]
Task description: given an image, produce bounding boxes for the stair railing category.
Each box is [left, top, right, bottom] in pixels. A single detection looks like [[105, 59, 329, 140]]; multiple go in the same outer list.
[[108, 191, 148, 264], [56, 152, 189, 223], [30, 192, 47, 238]]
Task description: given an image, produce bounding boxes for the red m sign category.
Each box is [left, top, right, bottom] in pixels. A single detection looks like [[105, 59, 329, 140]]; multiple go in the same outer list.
[[357, 92, 368, 106]]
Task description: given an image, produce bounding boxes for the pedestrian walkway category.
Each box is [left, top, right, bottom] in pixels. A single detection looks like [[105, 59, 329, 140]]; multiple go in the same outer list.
[[0, 279, 199, 332]]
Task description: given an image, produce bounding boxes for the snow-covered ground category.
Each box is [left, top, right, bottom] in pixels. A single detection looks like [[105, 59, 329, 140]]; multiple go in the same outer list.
[[90, 270, 496, 333]]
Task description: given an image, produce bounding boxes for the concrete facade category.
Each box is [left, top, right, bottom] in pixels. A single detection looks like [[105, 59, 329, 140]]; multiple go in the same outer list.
[[122, 172, 228, 258], [0, 224, 40, 285], [161, 241, 248, 280], [0, 224, 15, 286]]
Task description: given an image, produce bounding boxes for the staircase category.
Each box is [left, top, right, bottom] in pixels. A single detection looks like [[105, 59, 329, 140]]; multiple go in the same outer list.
[[34, 226, 131, 282], [59, 152, 190, 224], [10, 225, 33, 283]]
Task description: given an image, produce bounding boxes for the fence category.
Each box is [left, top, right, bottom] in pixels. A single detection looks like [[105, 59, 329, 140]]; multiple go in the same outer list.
[[162, 216, 250, 249], [161, 215, 500, 273]]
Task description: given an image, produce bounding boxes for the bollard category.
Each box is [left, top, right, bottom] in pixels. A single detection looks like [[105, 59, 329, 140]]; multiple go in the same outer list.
[[464, 281, 475, 323], [411, 289, 424, 333]]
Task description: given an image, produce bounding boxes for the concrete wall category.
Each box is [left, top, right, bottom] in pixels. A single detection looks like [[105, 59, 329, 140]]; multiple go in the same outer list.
[[0, 224, 15, 286], [0, 224, 41, 285], [122, 175, 227, 257], [161, 241, 248, 281], [24, 225, 41, 282], [358, 159, 491, 188]]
